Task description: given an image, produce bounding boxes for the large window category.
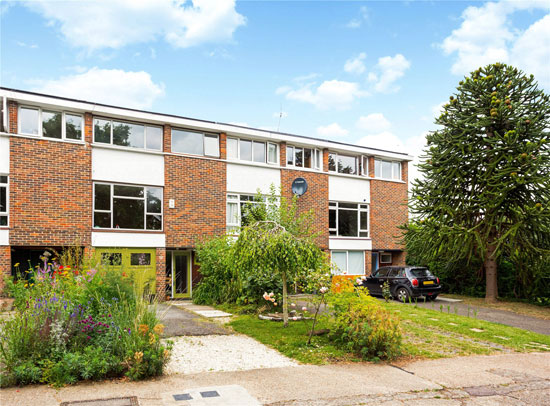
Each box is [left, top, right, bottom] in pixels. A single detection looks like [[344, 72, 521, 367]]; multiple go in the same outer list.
[[286, 145, 321, 170], [331, 251, 365, 275], [93, 183, 163, 231], [0, 175, 7, 227], [226, 194, 277, 232], [227, 137, 278, 164], [172, 128, 219, 157], [329, 202, 369, 238], [19, 106, 83, 141], [94, 118, 162, 151], [374, 159, 401, 180], [328, 152, 359, 175]]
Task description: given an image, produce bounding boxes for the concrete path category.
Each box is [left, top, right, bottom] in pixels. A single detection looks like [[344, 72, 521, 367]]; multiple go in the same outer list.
[[157, 303, 230, 337], [1, 352, 548, 405]]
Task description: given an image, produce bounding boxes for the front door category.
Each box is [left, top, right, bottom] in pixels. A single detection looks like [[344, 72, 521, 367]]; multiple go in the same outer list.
[[171, 252, 191, 298], [371, 252, 379, 273]]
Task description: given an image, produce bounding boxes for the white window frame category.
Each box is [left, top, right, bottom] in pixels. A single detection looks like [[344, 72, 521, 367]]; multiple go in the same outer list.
[[361, 155, 369, 176], [329, 201, 369, 238], [374, 158, 402, 180], [226, 193, 278, 232], [18, 105, 84, 141], [227, 137, 278, 165], [328, 152, 359, 175], [0, 174, 8, 227], [93, 117, 163, 151], [380, 252, 392, 263], [286, 145, 321, 170], [331, 250, 365, 275], [171, 127, 219, 157], [93, 182, 163, 231]]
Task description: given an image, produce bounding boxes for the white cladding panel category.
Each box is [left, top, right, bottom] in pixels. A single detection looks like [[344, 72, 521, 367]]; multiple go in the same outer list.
[[0, 229, 8, 246], [329, 176, 370, 203], [329, 238, 372, 251], [92, 232, 165, 248], [92, 148, 164, 186], [0, 136, 9, 173], [227, 163, 280, 194]]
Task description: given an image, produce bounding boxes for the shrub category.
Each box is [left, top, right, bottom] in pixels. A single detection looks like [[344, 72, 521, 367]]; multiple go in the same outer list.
[[0, 254, 171, 387], [328, 288, 402, 361]]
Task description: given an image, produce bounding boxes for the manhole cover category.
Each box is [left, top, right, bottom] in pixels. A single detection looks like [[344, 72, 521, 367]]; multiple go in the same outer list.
[[60, 397, 139, 406]]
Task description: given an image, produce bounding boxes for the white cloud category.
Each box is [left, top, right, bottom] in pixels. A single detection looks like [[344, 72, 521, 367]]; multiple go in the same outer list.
[[316, 123, 349, 138], [24, 0, 246, 51], [344, 52, 367, 75], [368, 54, 411, 93], [441, 1, 550, 87], [31, 67, 165, 109], [346, 6, 368, 29], [16, 41, 38, 48], [356, 113, 391, 133], [281, 80, 368, 110]]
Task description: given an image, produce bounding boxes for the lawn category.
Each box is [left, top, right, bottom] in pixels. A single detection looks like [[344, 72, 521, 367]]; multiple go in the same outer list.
[[224, 301, 550, 365]]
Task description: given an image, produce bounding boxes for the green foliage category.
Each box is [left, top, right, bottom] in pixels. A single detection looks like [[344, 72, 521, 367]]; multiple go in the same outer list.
[[328, 288, 402, 360], [0, 251, 171, 387], [381, 281, 392, 302], [407, 63, 550, 299]]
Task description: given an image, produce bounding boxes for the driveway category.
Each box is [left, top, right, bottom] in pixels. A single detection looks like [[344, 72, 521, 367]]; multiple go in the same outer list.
[[157, 303, 231, 336]]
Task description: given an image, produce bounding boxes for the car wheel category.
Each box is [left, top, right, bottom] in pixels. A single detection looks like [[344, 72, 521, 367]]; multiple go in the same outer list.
[[395, 287, 411, 303]]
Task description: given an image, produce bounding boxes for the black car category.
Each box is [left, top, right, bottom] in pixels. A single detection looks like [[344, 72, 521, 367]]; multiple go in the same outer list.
[[360, 266, 441, 302]]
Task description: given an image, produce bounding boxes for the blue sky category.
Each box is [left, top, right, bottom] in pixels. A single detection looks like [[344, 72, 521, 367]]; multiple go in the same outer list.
[[1, 0, 549, 181]]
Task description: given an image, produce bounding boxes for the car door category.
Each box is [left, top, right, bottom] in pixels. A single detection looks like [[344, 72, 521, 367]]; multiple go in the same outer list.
[[366, 267, 388, 296]]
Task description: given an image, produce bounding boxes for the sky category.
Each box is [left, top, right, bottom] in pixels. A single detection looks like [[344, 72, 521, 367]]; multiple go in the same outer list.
[[1, 0, 549, 184]]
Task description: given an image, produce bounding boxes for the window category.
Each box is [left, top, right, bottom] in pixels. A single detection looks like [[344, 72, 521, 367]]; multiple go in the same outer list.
[[171, 128, 219, 157], [328, 152, 359, 175], [94, 118, 162, 151], [0, 175, 7, 227], [331, 251, 365, 275], [19, 106, 83, 141], [286, 145, 321, 170], [130, 253, 151, 266], [227, 137, 278, 164], [374, 159, 401, 180], [226, 193, 278, 232], [380, 252, 392, 263], [93, 183, 163, 231], [329, 202, 369, 238]]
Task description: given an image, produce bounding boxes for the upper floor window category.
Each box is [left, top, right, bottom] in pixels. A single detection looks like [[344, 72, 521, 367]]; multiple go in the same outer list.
[[93, 182, 163, 231], [19, 106, 83, 141], [329, 202, 369, 238], [374, 159, 401, 180], [328, 152, 359, 175], [94, 118, 162, 151], [0, 175, 8, 227], [227, 137, 278, 164], [171, 128, 219, 157], [226, 193, 278, 232], [286, 145, 321, 170]]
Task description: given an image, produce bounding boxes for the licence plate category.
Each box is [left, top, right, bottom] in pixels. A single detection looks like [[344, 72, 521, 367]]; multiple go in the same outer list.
[[423, 281, 434, 285]]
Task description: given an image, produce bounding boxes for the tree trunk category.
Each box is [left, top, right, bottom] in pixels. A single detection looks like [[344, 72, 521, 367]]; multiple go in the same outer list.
[[485, 242, 498, 303], [282, 272, 289, 327]]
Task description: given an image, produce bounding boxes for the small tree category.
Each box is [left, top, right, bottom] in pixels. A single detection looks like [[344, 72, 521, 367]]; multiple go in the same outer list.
[[407, 63, 550, 303]]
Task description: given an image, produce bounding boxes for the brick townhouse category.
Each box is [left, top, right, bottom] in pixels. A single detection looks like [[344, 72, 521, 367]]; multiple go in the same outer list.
[[0, 87, 412, 299]]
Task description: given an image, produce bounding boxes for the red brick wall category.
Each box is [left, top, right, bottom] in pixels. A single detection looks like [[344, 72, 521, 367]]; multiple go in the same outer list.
[[369, 161, 408, 251], [8, 101, 17, 134], [9, 137, 92, 246], [164, 155, 226, 248], [155, 247, 166, 300], [0, 246, 11, 292], [280, 169, 329, 249], [280, 142, 287, 167]]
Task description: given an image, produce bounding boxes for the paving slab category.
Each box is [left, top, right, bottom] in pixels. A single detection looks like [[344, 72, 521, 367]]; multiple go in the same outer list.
[[157, 304, 230, 337], [161, 384, 260, 406]]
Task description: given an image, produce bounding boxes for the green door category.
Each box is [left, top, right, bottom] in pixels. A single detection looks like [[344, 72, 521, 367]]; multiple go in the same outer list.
[[171, 251, 191, 299], [95, 248, 156, 296]]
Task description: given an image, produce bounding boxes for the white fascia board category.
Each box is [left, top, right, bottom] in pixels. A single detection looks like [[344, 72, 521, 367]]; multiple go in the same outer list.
[[0, 89, 414, 161]]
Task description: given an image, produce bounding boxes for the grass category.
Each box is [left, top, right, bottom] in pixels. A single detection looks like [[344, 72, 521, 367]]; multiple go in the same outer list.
[[442, 294, 550, 320], [223, 301, 550, 365]]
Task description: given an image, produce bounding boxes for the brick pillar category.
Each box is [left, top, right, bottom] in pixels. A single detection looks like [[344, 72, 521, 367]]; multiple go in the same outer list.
[[219, 132, 227, 159], [156, 247, 166, 301], [323, 148, 329, 172], [8, 101, 17, 134], [393, 251, 406, 266], [364, 250, 372, 275], [163, 125, 171, 153], [0, 246, 11, 293], [84, 113, 93, 144], [280, 141, 286, 167], [402, 161, 408, 184], [368, 156, 375, 177]]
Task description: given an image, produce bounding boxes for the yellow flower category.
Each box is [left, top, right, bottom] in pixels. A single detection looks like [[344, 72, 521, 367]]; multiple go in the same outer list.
[[134, 351, 143, 362], [24, 283, 28, 288], [153, 324, 164, 335], [14, 263, 20, 267], [163, 349, 171, 359], [138, 324, 149, 335], [149, 332, 156, 344]]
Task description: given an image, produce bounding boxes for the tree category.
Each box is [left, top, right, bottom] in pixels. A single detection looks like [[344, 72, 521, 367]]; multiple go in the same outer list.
[[407, 63, 550, 303], [234, 188, 327, 326]]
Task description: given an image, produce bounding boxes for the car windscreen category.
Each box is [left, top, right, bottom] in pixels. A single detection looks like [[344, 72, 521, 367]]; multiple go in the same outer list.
[[409, 268, 433, 277]]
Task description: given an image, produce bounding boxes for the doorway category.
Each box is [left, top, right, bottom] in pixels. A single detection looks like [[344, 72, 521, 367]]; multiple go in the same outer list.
[[371, 252, 379, 273], [167, 251, 191, 299]]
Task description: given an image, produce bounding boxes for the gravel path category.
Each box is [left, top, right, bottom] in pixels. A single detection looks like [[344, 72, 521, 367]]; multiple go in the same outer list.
[[164, 334, 298, 375]]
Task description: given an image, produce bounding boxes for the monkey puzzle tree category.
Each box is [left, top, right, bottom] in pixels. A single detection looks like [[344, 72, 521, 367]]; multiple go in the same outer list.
[[407, 63, 550, 303]]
